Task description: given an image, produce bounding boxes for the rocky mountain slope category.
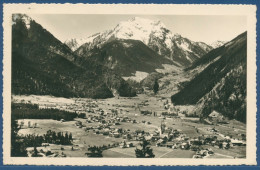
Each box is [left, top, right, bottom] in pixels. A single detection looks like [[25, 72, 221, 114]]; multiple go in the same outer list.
[[70, 17, 213, 67], [210, 40, 226, 49], [64, 38, 89, 51], [171, 32, 247, 122], [74, 39, 174, 77], [12, 14, 136, 98]]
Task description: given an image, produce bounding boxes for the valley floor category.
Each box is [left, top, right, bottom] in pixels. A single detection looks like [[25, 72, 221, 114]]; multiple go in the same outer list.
[[13, 94, 246, 158]]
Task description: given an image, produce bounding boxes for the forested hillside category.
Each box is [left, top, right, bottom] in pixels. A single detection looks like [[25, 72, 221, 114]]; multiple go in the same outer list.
[[12, 14, 136, 98], [171, 32, 247, 122], [74, 39, 173, 77]]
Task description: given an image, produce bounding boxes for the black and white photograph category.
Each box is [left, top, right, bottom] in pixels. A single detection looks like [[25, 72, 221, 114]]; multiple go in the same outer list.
[[3, 4, 257, 166]]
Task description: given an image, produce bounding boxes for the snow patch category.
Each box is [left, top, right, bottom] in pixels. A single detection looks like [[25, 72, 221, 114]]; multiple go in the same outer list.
[[70, 17, 174, 50], [211, 40, 226, 48], [122, 71, 149, 82], [12, 95, 75, 105], [67, 16, 211, 64], [196, 42, 212, 52], [13, 14, 32, 29], [178, 42, 192, 53]]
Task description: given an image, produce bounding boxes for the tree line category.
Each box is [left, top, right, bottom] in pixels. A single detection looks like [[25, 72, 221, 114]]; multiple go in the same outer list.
[[23, 130, 73, 147], [201, 64, 246, 123], [12, 103, 78, 121]]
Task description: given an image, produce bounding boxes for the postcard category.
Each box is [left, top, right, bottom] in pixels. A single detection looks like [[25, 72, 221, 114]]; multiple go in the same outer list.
[[2, 3, 257, 165]]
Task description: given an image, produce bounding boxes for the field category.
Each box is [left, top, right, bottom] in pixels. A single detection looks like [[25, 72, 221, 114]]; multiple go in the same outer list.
[[14, 94, 246, 158], [19, 119, 197, 158]]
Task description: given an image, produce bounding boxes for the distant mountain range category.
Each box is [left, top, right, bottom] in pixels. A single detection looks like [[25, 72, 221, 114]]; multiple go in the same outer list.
[[171, 32, 247, 122], [12, 14, 136, 98], [66, 17, 213, 68]]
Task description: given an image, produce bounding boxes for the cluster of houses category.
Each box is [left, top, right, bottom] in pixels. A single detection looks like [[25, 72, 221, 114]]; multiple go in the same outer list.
[[76, 108, 245, 156], [79, 117, 152, 141], [27, 146, 67, 157], [192, 148, 214, 158], [69, 98, 246, 157], [206, 110, 229, 124], [35, 95, 183, 121], [38, 99, 100, 114], [15, 95, 247, 158], [149, 124, 246, 159]]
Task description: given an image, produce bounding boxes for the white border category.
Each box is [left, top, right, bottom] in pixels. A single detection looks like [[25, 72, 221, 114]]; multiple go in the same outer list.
[[2, 4, 257, 166]]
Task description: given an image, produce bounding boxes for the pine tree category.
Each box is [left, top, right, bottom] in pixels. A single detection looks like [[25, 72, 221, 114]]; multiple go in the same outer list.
[[11, 118, 27, 157], [69, 133, 73, 143], [87, 146, 103, 157], [65, 132, 69, 144], [52, 131, 57, 143], [153, 80, 159, 95], [135, 138, 155, 158], [32, 146, 38, 157]]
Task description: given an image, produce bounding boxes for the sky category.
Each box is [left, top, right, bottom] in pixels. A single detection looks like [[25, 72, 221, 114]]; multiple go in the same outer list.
[[29, 14, 247, 44]]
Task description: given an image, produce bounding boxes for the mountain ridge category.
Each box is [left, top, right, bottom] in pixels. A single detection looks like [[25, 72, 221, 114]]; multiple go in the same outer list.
[[210, 40, 226, 49], [12, 14, 136, 99], [171, 31, 247, 122], [74, 39, 174, 77], [67, 17, 213, 67]]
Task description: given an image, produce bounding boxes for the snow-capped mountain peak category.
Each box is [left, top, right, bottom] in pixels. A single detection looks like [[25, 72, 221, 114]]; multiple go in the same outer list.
[[112, 17, 168, 44], [12, 14, 32, 29], [70, 17, 212, 67], [210, 40, 226, 49], [66, 17, 170, 51]]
